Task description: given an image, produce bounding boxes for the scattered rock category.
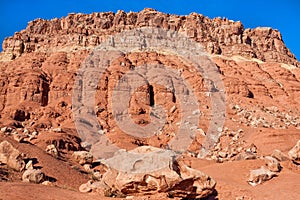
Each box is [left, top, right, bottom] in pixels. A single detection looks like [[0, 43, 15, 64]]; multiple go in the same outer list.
[[45, 144, 59, 158], [288, 140, 300, 163], [0, 140, 25, 171], [22, 169, 45, 183], [248, 167, 277, 186], [264, 156, 281, 172], [72, 151, 93, 165]]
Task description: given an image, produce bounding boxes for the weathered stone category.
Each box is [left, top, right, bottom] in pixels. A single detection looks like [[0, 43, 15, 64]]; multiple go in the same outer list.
[[271, 149, 288, 161], [79, 180, 93, 193], [2, 9, 298, 67], [22, 169, 45, 183], [83, 164, 92, 172], [93, 146, 216, 199], [0, 140, 25, 171], [45, 144, 59, 158], [248, 167, 277, 186], [288, 140, 300, 163], [72, 151, 93, 165], [264, 156, 281, 172]]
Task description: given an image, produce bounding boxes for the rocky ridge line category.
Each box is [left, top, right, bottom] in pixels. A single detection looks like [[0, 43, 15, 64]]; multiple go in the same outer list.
[[1, 8, 299, 67]]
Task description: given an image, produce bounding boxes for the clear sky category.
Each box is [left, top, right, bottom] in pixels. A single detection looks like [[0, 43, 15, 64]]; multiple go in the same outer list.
[[1, 0, 299, 60]]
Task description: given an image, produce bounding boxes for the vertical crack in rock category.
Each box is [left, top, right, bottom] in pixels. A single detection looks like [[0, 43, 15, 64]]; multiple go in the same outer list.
[[149, 84, 155, 107]]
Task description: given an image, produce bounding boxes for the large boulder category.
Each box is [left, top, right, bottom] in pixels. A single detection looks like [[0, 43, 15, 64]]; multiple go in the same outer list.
[[288, 140, 300, 163], [80, 146, 216, 199], [271, 149, 288, 162], [0, 140, 25, 171], [22, 169, 45, 183], [264, 156, 281, 172], [248, 166, 277, 186]]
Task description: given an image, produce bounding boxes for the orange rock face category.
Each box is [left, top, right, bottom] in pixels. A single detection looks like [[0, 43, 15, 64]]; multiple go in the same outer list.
[[0, 8, 300, 200]]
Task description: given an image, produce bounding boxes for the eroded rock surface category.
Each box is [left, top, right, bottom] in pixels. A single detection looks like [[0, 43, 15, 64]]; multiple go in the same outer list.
[[248, 166, 277, 186], [22, 169, 45, 183], [288, 140, 300, 164], [80, 147, 216, 198], [0, 8, 300, 200], [1, 9, 298, 67], [72, 151, 93, 165], [0, 140, 25, 171]]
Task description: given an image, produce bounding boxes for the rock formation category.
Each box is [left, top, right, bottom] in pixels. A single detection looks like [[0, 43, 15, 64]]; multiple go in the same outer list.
[[288, 140, 300, 164], [0, 8, 300, 200], [1, 9, 298, 67], [80, 146, 216, 198], [0, 140, 25, 171], [22, 169, 45, 183], [248, 166, 277, 186], [72, 151, 93, 165]]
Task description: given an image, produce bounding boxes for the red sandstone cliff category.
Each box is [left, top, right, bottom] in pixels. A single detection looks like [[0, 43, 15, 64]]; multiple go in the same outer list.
[[0, 8, 300, 200]]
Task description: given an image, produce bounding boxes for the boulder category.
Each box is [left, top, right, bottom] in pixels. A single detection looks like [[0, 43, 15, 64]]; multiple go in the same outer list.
[[79, 180, 93, 193], [45, 144, 59, 158], [0, 140, 25, 171], [22, 169, 45, 183], [248, 166, 277, 186], [271, 149, 288, 161], [81, 146, 216, 199], [288, 140, 300, 163], [264, 156, 281, 172], [72, 151, 93, 165]]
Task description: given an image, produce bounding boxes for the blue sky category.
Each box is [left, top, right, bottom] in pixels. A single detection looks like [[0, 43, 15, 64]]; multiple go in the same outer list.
[[1, 0, 299, 60]]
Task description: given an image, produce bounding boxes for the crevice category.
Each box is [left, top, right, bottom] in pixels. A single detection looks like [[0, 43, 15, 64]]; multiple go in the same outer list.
[[149, 85, 155, 107], [41, 81, 49, 106]]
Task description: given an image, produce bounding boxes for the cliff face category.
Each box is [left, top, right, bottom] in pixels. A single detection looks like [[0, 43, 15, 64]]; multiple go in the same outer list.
[[0, 8, 300, 146], [1, 8, 299, 66]]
